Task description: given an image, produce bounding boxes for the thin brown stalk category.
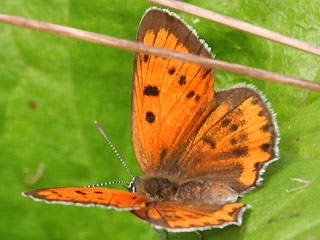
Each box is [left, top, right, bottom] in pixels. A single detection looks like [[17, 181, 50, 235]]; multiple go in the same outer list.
[[261, 212, 300, 229], [0, 13, 319, 92], [286, 178, 312, 193], [147, 0, 320, 57]]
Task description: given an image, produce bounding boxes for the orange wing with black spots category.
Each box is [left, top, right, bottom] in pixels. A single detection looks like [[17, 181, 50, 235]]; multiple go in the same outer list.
[[132, 9, 215, 175], [131, 200, 248, 231], [177, 87, 278, 194], [23, 187, 148, 210]]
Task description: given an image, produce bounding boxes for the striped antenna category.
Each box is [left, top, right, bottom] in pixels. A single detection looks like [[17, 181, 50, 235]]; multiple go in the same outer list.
[[87, 180, 130, 188], [94, 121, 135, 180]]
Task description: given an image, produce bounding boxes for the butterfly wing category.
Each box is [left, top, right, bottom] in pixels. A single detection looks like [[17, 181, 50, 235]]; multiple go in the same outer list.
[[132, 8, 215, 174], [23, 187, 148, 210], [176, 87, 278, 194], [131, 200, 248, 231]]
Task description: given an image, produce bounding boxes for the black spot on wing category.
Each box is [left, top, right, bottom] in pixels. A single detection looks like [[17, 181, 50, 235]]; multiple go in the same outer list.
[[239, 133, 248, 141], [229, 124, 239, 132], [258, 110, 264, 116], [186, 91, 195, 98], [261, 143, 271, 152], [75, 190, 86, 195], [202, 69, 212, 79], [178, 75, 186, 85], [231, 146, 248, 157], [203, 136, 216, 149], [143, 54, 149, 62], [221, 119, 231, 127], [146, 111, 155, 123], [168, 67, 176, 75], [262, 124, 271, 132], [144, 85, 159, 96], [230, 138, 238, 145]]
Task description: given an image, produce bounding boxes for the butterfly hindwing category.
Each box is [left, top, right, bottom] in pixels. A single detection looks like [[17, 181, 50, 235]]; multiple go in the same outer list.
[[131, 200, 247, 231], [132, 8, 215, 175], [176, 87, 278, 194], [23, 187, 148, 210]]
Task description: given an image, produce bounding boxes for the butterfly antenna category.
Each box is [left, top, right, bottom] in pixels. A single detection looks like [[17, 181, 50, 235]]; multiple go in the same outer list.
[[87, 180, 130, 188], [94, 121, 135, 180]]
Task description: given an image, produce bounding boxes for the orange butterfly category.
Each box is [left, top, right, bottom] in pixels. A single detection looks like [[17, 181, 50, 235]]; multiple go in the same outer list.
[[23, 8, 279, 239]]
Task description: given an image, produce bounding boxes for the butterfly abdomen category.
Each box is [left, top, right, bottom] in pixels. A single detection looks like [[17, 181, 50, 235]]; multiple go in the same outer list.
[[135, 177, 238, 205], [176, 181, 239, 205]]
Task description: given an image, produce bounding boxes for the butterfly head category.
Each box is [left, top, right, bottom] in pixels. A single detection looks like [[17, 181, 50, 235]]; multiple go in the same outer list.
[[132, 177, 178, 202], [128, 177, 136, 193]]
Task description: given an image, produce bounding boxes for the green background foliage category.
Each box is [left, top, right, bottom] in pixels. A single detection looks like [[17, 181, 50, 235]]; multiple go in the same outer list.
[[0, 0, 319, 239]]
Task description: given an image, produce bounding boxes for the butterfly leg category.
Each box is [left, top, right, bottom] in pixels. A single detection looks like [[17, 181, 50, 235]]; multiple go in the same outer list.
[[164, 229, 169, 240], [151, 226, 163, 240], [195, 231, 204, 240]]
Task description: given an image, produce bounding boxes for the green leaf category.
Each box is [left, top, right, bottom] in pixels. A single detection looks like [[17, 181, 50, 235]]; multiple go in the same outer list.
[[0, 0, 319, 239]]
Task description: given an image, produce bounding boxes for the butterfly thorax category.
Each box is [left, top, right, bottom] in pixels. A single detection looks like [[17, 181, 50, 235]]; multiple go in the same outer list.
[[134, 177, 239, 205]]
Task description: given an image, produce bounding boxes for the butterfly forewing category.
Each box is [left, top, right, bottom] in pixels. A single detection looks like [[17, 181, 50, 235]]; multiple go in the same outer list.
[[23, 187, 148, 210], [132, 9, 215, 175]]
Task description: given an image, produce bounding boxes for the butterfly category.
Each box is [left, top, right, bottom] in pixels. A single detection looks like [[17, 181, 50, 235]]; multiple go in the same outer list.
[[23, 7, 278, 238]]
